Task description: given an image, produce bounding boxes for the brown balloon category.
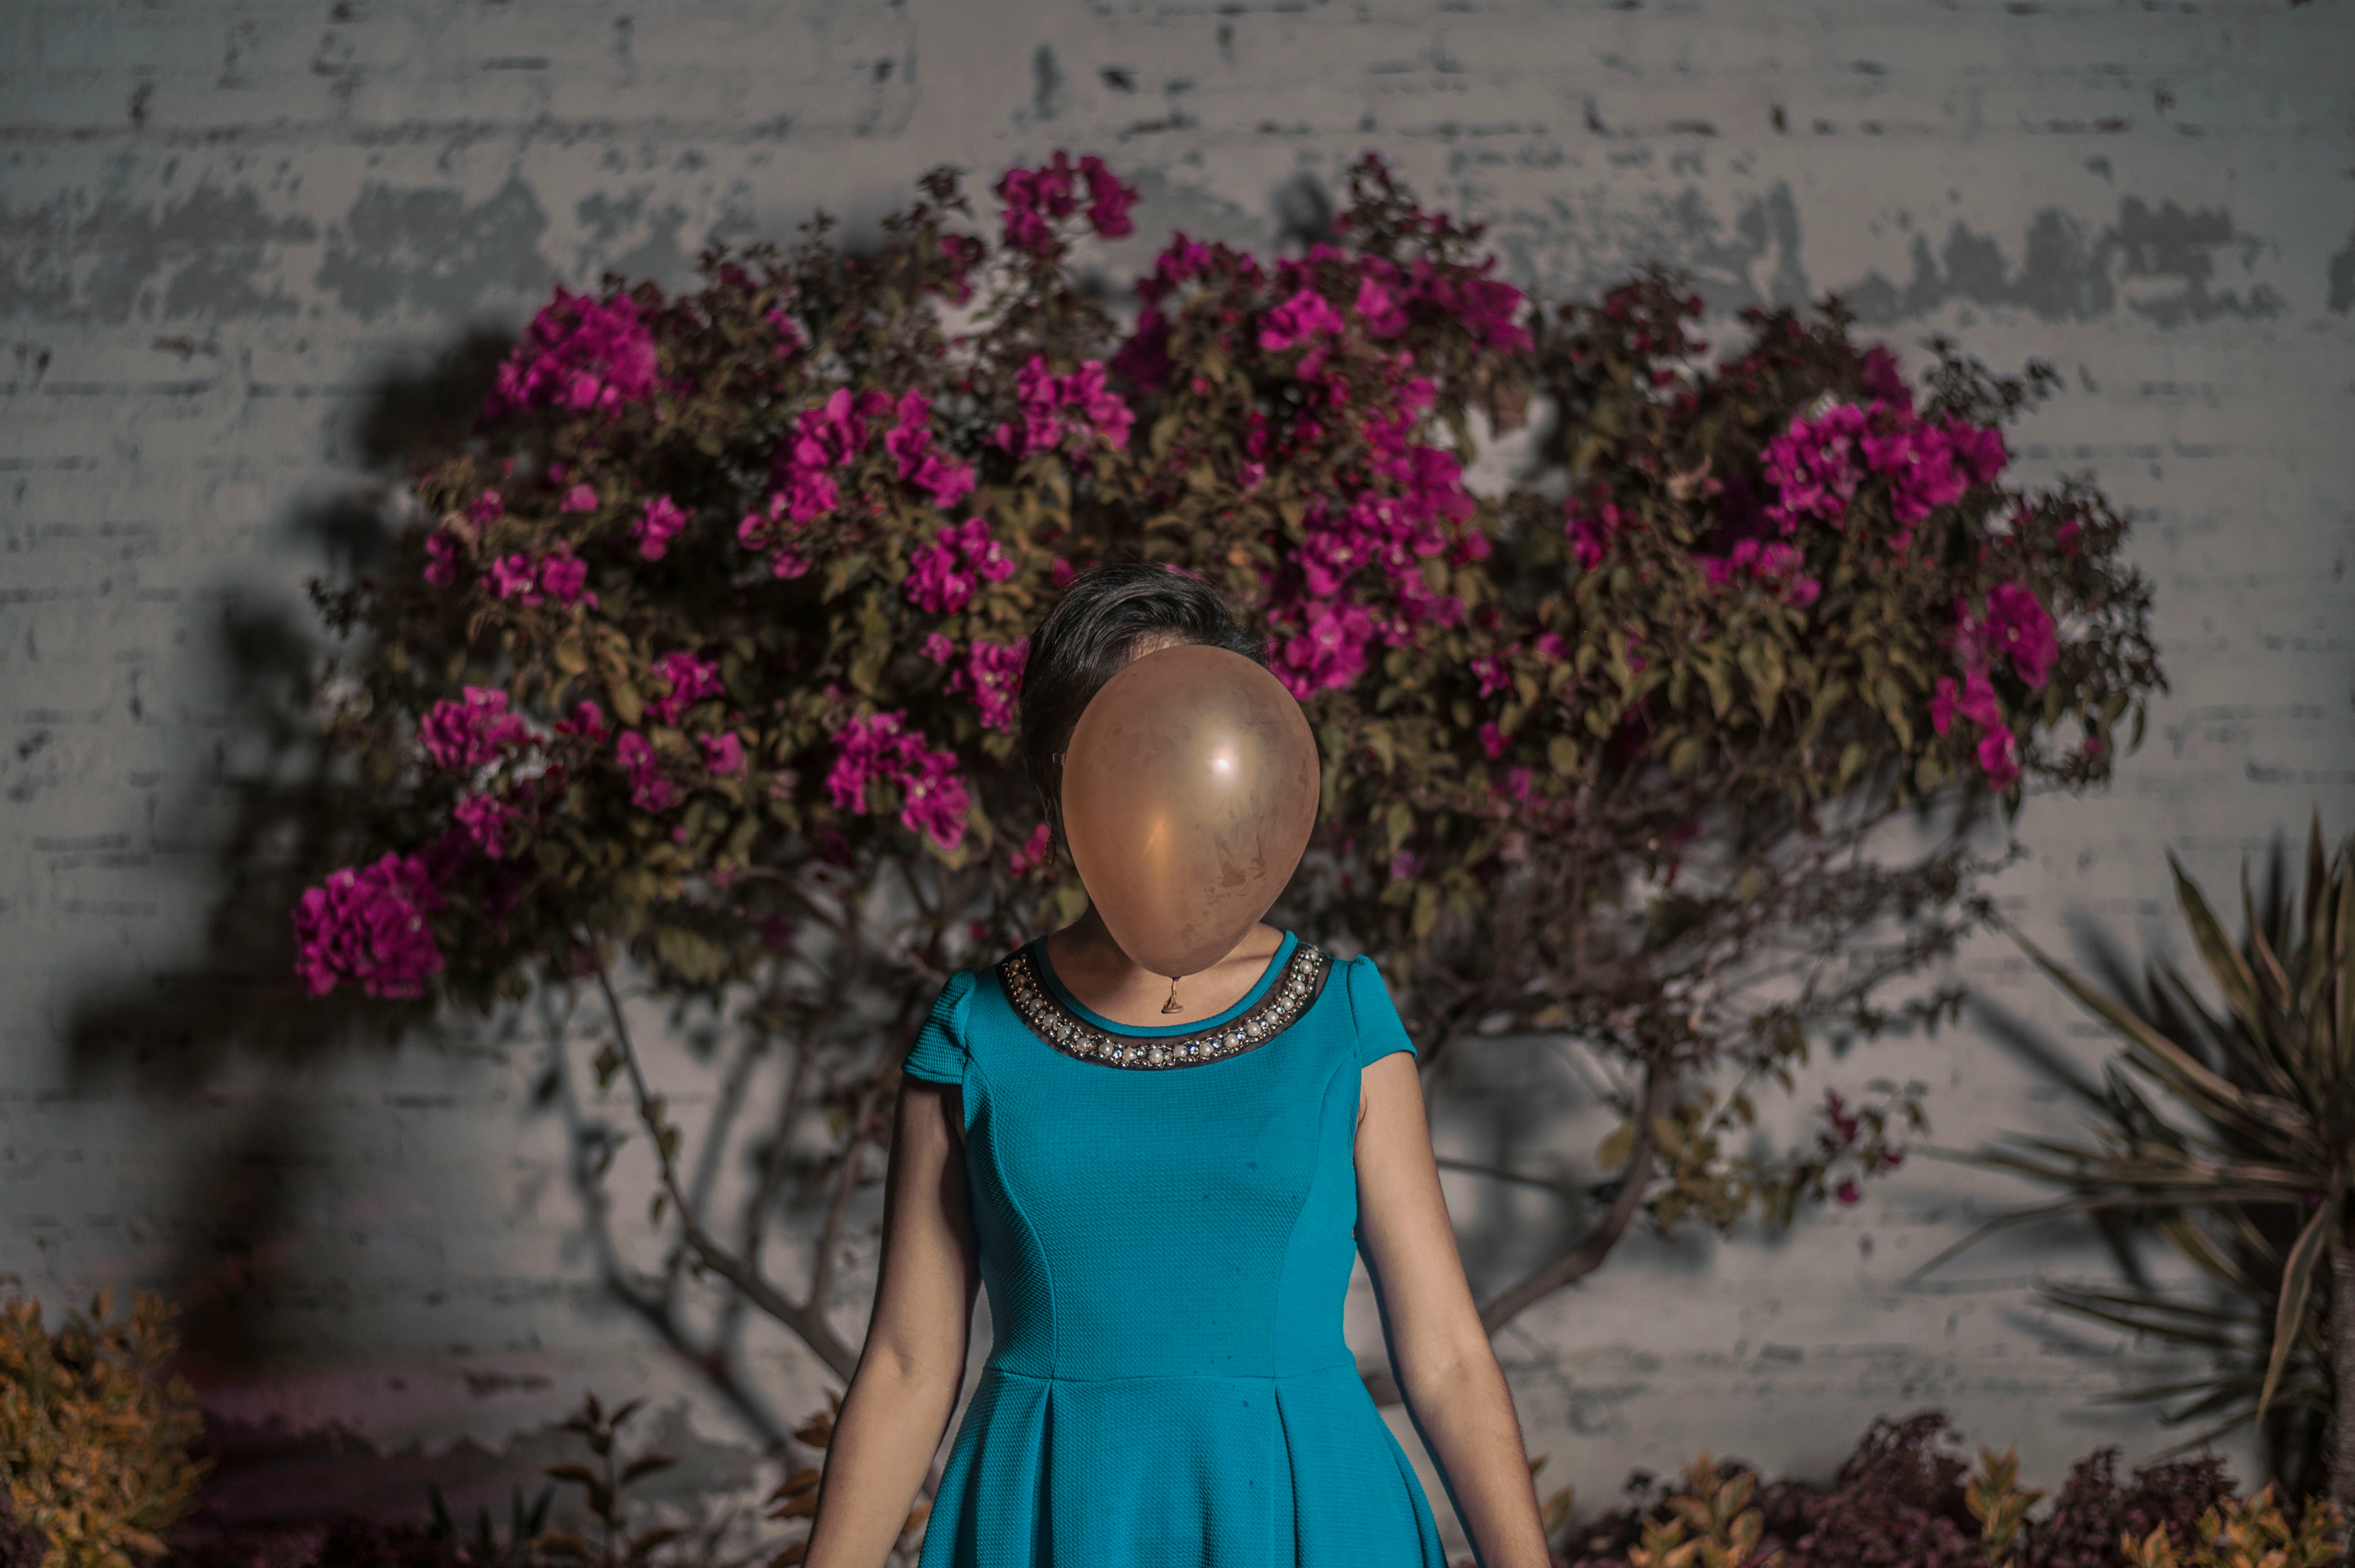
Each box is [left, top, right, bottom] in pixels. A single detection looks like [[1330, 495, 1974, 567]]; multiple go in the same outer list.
[[1060, 643, 1322, 982]]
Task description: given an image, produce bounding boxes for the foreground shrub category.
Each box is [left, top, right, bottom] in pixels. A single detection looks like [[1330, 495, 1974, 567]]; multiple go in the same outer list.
[[1549, 1412, 2342, 1568], [0, 1293, 206, 1568]]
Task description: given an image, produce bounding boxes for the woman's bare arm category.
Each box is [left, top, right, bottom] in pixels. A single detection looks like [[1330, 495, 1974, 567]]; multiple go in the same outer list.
[[803, 1078, 980, 1568], [1353, 1052, 1551, 1568]]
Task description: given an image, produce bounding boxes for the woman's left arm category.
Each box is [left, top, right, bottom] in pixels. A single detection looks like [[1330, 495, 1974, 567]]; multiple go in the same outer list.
[[1354, 1051, 1552, 1568]]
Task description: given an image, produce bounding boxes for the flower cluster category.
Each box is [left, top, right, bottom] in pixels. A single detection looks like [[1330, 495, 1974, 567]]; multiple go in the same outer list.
[[883, 390, 978, 510], [995, 152, 1139, 255], [454, 792, 519, 857], [994, 357, 1134, 458], [488, 547, 598, 608], [633, 494, 689, 560], [615, 731, 677, 812], [1697, 538, 1822, 609], [1932, 584, 2060, 790], [483, 285, 660, 419], [1271, 369, 1480, 697], [293, 851, 447, 999], [646, 651, 724, 726], [1763, 398, 2009, 549], [824, 712, 970, 852], [905, 518, 1018, 615], [923, 635, 1027, 732], [1007, 822, 1054, 878], [1564, 498, 1626, 571], [418, 687, 531, 772]]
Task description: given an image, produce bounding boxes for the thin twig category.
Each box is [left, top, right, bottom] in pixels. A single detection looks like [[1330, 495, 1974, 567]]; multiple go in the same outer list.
[[588, 939, 861, 1381]]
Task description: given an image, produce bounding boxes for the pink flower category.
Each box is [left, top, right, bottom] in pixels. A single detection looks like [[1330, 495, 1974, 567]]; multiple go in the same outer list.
[[1051, 558, 1077, 588], [1080, 155, 1139, 239], [1388, 849, 1424, 882], [293, 851, 447, 999], [1930, 669, 2003, 737], [998, 355, 1132, 457], [1835, 1178, 1863, 1206], [419, 687, 531, 771], [634, 494, 689, 559], [1259, 287, 1348, 355], [1535, 631, 1569, 663], [950, 638, 1028, 732], [1565, 500, 1623, 570], [470, 489, 506, 524], [700, 731, 746, 775], [825, 711, 970, 852], [921, 631, 957, 664], [765, 308, 807, 358], [1470, 652, 1513, 699], [423, 533, 460, 586], [556, 700, 609, 743], [454, 792, 517, 857], [559, 482, 599, 514], [1478, 721, 1509, 760], [1276, 601, 1377, 696], [1977, 725, 2022, 790], [488, 553, 541, 603], [537, 551, 595, 607], [1353, 275, 1409, 338], [1697, 536, 1819, 608], [484, 286, 660, 420], [1858, 345, 1912, 408], [646, 651, 723, 726], [1762, 402, 1872, 531], [1943, 417, 2009, 487], [758, 911, 797, 949], [616, 730, 677, 812], [1861, 418, 1967, 524], [905, 517, 1016, 614], [737, 490, 817, 579], [996, 153, 1081, 255], [1008, 821, 1054, 878], [1982, 583, 2058, 687], [885, 389, 979, 510]]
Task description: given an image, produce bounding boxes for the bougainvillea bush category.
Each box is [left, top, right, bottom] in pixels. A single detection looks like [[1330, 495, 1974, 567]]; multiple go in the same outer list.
[[299, 153, 2161, 1395]]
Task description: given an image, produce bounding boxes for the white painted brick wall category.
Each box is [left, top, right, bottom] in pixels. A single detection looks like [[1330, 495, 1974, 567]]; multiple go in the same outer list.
[[5, 0, 2353, 1553]]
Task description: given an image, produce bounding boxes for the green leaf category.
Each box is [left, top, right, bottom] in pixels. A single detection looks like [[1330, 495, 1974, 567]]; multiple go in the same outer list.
[[1548, 735, 1581, 776], [2257, 1197, 2334, 1416], [609, 681, 644, 726], [1596, 1122, 1634, 1170]]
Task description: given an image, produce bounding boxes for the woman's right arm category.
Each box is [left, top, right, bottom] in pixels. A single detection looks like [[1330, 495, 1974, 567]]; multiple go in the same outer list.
[[802, 1076, 979, 1568]]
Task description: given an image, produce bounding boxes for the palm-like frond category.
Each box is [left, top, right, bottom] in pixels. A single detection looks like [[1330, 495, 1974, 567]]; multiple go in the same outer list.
[[1934, 817, 2354, 1496]]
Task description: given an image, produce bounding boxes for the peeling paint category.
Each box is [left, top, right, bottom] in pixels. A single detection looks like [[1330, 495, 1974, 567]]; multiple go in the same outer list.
[[1843, 196, 2284, 328], [574, 190, 696, 293], [316, 177, 554, 323], [0, 185, 314, 323], [2328, 220, 2355, 315], [1497, 182, 1811, 315]]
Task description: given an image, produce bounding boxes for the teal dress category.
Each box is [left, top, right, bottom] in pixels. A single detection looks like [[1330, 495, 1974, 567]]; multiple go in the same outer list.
[[899, 930, 1451, 1566]]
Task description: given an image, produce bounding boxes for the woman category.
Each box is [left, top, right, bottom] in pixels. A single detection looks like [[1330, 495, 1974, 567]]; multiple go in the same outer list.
[[803, 565, 1552, 1568]]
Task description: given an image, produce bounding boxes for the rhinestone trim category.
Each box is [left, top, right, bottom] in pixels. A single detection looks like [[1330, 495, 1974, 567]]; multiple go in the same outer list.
[[1002, 942, 1330, 1070]]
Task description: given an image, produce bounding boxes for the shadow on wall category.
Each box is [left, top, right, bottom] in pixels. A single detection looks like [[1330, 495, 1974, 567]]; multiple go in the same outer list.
[[53, 330, 566, 1527]]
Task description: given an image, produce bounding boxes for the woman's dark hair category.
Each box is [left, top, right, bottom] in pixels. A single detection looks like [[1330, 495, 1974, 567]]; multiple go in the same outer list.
[[1018, 563, 1267, 816]]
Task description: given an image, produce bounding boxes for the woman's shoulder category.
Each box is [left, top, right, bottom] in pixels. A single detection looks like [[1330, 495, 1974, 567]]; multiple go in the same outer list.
[[900, 965, 989, 1084], [1318, 948, 1418, 1069]]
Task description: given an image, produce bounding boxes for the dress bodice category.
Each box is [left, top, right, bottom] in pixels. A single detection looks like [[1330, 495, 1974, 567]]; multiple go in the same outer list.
[[898, 935, 1448, 1566]]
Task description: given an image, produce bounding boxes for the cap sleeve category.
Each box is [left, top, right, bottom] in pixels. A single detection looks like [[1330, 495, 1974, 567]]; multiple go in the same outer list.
[[1342, 953, 1418, 1069], [901, 970, 976, 1085]]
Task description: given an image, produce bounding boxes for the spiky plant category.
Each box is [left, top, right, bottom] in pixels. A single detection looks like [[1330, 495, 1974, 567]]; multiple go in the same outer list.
[[1938, 817, 2354, 1517]]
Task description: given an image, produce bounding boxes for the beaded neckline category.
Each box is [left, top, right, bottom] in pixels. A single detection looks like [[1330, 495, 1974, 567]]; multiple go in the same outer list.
[[1001, 942, 1331, 1070]]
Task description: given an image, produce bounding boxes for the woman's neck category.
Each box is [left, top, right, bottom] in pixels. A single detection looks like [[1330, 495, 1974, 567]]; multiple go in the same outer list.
[[1042, 909, 1286, 1030]]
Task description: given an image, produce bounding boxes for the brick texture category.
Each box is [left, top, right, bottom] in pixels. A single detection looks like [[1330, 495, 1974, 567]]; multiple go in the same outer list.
[[4, 0, 2353, 1552]]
